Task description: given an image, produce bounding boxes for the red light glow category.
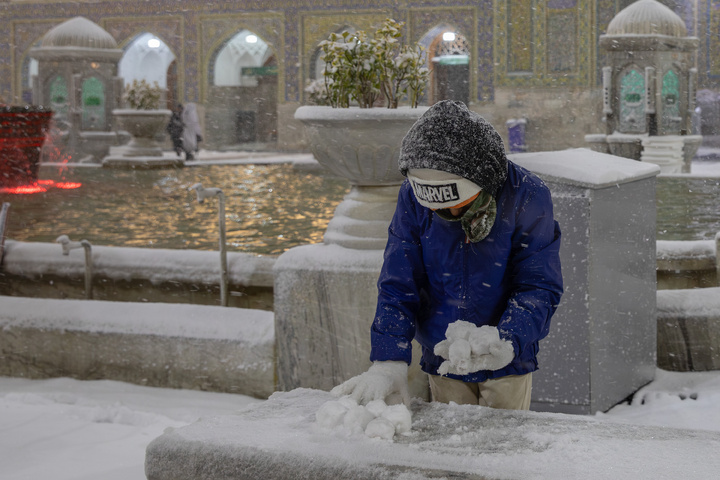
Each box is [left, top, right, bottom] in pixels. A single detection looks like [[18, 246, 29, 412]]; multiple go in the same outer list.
[[55, 182, 82, 190], [0, 179, 81, 194], [0, 184, 48, 194]]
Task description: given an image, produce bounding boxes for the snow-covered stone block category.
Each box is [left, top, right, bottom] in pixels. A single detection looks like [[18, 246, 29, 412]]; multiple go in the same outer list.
[[512, 149, 660, 413], [0, 297, 275, 398], [145, 388, 720, 480], [657, 287, 720, 371]]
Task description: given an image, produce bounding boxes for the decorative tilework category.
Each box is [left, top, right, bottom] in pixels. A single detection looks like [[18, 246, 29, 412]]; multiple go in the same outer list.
[[10, 19, 65, 104], [508, 0, 533, 73], [198, 12, 285, 104], [408, 6, 488, 101], [707, 1, 720, 79], [547, 8, 578, 74], [102, 16, 186, 97], [0, 1, 713, 105], [496, 0, 593, 87], [298, 11, 389, 102]]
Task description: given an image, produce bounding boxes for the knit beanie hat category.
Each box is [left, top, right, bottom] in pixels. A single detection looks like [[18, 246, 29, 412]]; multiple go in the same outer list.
[[406, 168, 481, 210], [399, 100, 508, 196]]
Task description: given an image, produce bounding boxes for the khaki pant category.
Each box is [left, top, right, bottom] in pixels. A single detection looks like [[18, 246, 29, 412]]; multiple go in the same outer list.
[[428, 373, 532, 410]]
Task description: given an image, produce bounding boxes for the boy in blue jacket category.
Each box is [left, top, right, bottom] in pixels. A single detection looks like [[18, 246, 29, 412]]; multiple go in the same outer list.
[[333, 100, 563, 410]]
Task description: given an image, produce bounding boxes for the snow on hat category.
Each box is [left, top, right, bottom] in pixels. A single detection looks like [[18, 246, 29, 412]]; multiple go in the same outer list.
[[406, 168, 481, 210], [399, 100, 508, 196]]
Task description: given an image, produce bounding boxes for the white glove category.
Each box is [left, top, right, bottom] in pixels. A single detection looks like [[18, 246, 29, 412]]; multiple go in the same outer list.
[[330, 361, 410, 406], [434, 321, 515, 376]]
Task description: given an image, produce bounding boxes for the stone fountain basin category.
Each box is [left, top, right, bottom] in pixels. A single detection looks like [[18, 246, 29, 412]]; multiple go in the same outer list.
[[145, 388, 720, 480]]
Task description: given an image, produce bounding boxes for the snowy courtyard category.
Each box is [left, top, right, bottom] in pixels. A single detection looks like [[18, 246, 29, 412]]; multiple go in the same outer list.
[[2, 369, 720, 479], [2, 152, 720, 479]]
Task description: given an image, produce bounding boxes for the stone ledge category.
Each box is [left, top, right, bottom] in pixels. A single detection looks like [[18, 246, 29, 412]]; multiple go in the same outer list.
[[656, 239, 717, 289], [0, 297, 275, 397], [657, 287, 720, 371], [2, 240, 276, 287], [101, 155, 185, 169], [145, 388, 720, 480]]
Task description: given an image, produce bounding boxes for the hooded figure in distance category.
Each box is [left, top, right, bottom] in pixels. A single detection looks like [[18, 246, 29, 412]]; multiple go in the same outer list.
[[181, 103, 203, 160]]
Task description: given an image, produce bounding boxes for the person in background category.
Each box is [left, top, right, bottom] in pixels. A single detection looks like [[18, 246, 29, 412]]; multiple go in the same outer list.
[[166, 103, 184, 157], [332, 100, 564, 410], [181, 103, 203, 161]]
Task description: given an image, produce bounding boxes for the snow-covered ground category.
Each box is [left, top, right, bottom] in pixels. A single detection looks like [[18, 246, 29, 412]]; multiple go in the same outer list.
[[0, 377, 262, 480], [1, 370, 720, 480], [2, 152, 719, 479]]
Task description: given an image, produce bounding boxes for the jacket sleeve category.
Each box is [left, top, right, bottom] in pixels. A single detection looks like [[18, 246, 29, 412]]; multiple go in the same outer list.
[[497, 179, 563, 359], [370, 182, 427, 365]]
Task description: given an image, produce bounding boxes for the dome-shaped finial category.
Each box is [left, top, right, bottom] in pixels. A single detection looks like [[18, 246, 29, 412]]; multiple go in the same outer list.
[[606, 0, 687, 37], [41, 17, 118, 49]]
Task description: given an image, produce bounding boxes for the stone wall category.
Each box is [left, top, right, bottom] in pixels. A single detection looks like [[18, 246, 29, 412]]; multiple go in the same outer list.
[[0, 297, 275, 398]]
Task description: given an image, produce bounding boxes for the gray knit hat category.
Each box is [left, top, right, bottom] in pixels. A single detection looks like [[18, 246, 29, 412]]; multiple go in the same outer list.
[[399, 100, 508, 196]]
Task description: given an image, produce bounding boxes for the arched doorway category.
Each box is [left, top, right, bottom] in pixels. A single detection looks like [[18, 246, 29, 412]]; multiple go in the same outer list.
[[420, 26, 470, 105], [207, 29, 277, 150], [118, 33, 177, 107]]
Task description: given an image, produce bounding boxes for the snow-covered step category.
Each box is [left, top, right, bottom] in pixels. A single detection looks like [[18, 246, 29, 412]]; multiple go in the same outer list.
[[146, 388, 720, 480], [0, 296, 275, 398], [657, 287, 720, 371]]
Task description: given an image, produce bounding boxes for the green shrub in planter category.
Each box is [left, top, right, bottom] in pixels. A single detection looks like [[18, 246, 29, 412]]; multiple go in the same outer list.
[[123, 79, 162, 110], [311, 18, 429, 109]]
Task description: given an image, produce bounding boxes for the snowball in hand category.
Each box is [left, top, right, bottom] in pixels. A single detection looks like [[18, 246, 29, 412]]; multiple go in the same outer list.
[[435, 321, 515, 375], [315, 396, 412, 441]]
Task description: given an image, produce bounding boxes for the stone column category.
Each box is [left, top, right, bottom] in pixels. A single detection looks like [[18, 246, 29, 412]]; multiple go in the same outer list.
[[512, 148, 660, 414]]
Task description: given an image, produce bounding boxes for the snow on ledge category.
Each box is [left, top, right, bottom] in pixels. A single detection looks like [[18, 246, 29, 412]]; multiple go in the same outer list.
[[0, 296, 274, 342], [2, 240, 275, 286], [656, 239, 716, 261], [657, 287, 720, 318]]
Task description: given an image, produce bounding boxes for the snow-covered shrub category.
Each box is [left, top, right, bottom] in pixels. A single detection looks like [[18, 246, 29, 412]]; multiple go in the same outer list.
[[123, 79, 162, 110], [313, 18, 428, 109]]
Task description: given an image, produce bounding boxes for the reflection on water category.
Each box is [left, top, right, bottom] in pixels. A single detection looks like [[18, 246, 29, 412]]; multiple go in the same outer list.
[[657, 176, 720, 241], [2, 167, 718, 252], [1, 164, 350, 255]]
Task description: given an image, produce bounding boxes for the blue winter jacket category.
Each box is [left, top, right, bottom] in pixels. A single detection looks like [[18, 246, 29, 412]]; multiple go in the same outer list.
[[370, 160, 563, 382]]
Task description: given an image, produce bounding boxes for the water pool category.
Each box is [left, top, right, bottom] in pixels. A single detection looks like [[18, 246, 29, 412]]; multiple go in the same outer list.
[[1, 163, 350, 255], [2, 165, 718, 255], [656, 175, 720, 241]]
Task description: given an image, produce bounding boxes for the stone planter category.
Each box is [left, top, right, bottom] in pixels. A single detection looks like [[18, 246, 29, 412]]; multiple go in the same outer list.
[[294, 105, 429, 249], [112, 109, 171, 157], [274, 106, 431, 400], [0, 107, 53, 188]]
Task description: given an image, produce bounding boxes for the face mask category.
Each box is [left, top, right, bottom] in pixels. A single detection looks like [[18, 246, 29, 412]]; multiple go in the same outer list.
[[435, 191, 497, 242]]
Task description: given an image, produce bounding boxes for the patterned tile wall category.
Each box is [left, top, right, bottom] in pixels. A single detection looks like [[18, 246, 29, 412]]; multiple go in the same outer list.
[[495, 0, 594, 88], [1, 1, 715, 106]]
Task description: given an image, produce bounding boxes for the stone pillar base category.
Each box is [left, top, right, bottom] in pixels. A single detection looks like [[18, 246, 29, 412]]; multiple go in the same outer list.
[[273, 243, 429, 400]]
